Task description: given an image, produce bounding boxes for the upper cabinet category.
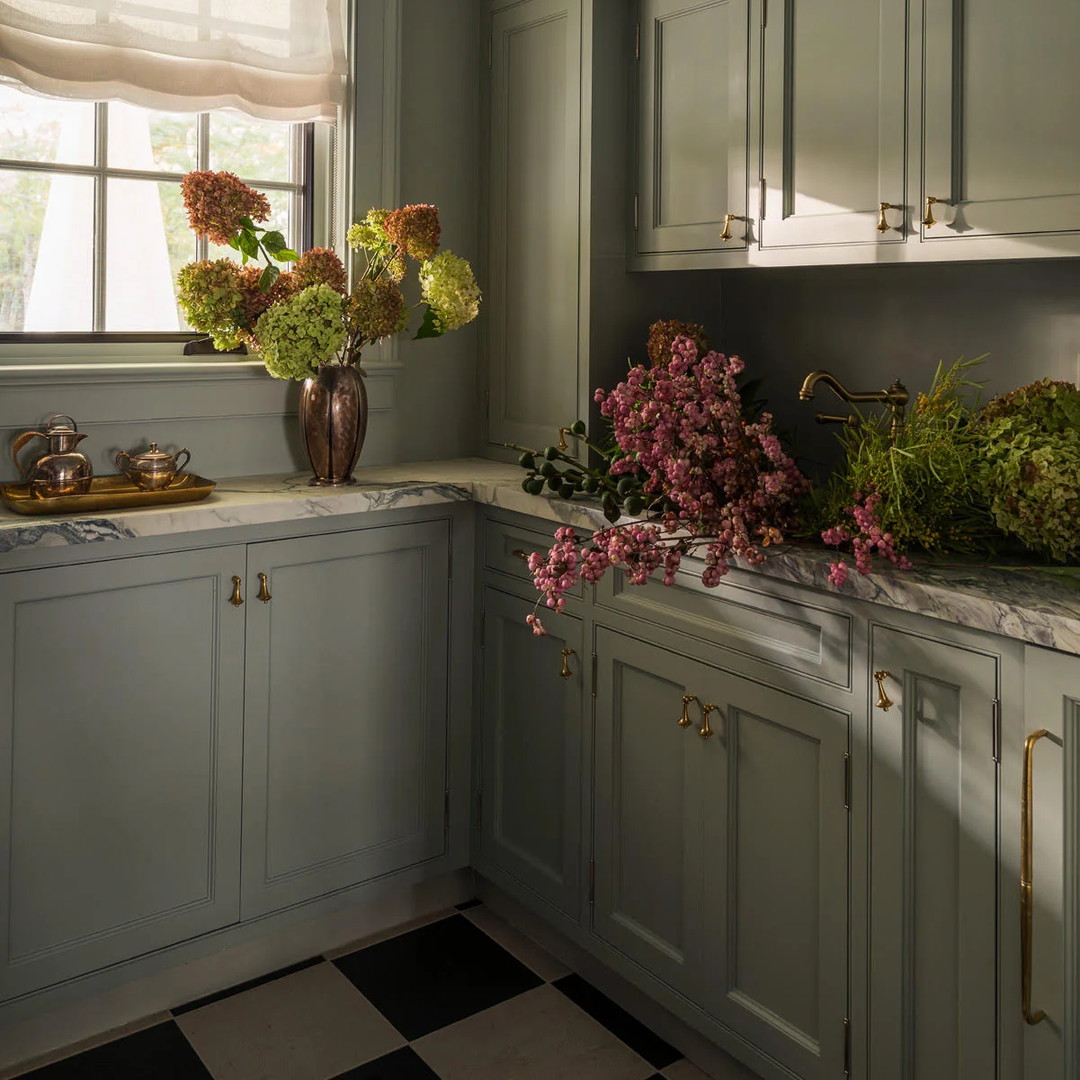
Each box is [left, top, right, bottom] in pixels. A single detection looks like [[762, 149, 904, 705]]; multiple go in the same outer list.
[[921, 0, 1080, 250], [631, 0, 751, 266], [628, 0, 1080, 267], [485, 0, 585, 453], [759, 0, 908, 250]]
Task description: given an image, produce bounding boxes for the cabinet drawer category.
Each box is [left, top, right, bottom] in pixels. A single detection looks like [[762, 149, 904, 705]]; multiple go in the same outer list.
[[597, 566, 851, 689], [481, 516, 583, 599]]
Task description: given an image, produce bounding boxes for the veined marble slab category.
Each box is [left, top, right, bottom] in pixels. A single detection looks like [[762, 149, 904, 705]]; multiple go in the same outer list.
[[2, 457, 1079, 656]]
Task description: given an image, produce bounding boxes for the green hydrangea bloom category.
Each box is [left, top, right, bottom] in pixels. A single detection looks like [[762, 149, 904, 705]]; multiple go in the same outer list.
[[346, 208, 390, 253], [976, 379, 1080, 562], [176, 258, 244, 351], [418, 250, 481, 333], [254, 284, 347, 381]]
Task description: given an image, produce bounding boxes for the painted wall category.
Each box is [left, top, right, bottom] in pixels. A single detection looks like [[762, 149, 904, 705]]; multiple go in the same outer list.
[[717, 258, 1080, 476], [0, 0, 483, 486]]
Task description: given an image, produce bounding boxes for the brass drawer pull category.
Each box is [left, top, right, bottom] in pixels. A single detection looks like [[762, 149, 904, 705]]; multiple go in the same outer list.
[[257, 572, 272, 604], [698, 703, 719, 739], [511, 549, 530, 562], [1022, 727, 1063, 1026], [229, 575, 244, 607], [677, 694, 699, 728], [873, 670, 894, 711], [559, 648, 577, 679]]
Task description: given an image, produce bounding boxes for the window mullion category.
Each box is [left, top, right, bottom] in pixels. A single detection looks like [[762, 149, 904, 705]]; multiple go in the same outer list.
[[93, 102, 109, 333], [196, 112, 210, 262]]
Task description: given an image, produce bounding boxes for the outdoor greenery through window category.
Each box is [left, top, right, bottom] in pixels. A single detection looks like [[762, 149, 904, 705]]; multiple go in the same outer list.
[[0, 82, 318, 337]]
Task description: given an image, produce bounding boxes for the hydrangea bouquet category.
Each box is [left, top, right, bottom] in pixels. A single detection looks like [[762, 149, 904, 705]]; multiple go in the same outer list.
[[176, 171, 481, 379]]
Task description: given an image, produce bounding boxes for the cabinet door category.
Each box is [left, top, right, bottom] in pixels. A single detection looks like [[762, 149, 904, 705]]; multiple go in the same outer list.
[[241, 522, 450, 918], [700, 674, 849, 1080], [593, 628, 706, 1001], [0, 549, 245, 1000], [486, 0, 583, 452], [634, 0, 750, 256], [759, 0, 908, 248], [922, 0, 1080, 241], [478, 587, 583, 921], [868, 626, 999, 1080], [1014, 647, 1079, 1080]]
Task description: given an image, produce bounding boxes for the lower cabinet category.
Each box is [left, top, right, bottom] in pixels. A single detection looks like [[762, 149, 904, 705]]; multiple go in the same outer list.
[[477, 586, 583, 922], [1013, 646, 1080, 1080], [593, 626, 850, 1080], [240, 522, 452, 918], [867, 625, 1000, 1080], [0, 549, 246, 1000]]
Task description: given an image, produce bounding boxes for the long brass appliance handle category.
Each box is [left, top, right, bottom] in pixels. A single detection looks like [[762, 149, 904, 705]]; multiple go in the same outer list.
[[1021, 727, 1063, 1025]]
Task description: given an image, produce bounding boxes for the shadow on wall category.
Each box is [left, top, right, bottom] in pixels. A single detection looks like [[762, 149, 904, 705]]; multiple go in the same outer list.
[[718, 258, 1080, 475]]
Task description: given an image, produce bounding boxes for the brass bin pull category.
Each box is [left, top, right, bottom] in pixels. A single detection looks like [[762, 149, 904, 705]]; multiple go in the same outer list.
[[559, 648, 577, 679], [877, 202, 898, 232], [256, 572, 272, 604], [229, 575, 244, 607], [698, 703, 719, 739], [511, 549, 531, 563], [677, 694, 700, 728], [719, 213, 736, 242], [1022, 727, 1064, 1026], [873, 670, 894, 711]]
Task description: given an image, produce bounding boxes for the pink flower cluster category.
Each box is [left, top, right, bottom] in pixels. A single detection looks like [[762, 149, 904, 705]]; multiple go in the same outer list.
[[526, 336, 808, 633], [821, 491, 913, 586], [180, 170, 270, 246]]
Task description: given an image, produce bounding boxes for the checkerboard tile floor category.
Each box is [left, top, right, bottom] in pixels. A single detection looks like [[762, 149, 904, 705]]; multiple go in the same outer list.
[[9, 902, 753, 1080]]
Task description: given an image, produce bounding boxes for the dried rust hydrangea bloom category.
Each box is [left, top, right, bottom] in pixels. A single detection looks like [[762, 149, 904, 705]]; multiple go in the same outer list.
[[646, 319, 709, 367], [294, 247, 348, 294], [383, 203, 441, 260], [180, 170, 271, 246], [348, 278, 407, 341]]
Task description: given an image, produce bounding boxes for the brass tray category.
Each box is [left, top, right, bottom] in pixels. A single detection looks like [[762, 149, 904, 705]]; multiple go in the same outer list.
[[0, 473, 216, 516]]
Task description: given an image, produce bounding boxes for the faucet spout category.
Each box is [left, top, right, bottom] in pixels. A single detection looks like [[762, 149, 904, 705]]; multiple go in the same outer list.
[[799, 370, 850, 403], [798, 369, 911, 440]]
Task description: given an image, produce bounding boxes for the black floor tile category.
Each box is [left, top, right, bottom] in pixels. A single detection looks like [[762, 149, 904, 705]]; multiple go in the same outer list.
[[553, 973, 682, 1069], [333, 913, 542, 1040], [19, 1022, 212, 1079], [453, 898, 482, 911], [332, 1046, 441, 1079], [172, 955, 324, 1016]]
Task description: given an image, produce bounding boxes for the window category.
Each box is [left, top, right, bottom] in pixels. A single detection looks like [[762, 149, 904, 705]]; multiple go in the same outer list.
[[0, 83, 334, 340]]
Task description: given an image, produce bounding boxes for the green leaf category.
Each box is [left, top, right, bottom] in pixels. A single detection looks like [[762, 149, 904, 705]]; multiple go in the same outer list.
[[262, 230, 286, 253], [238, 229, 260, 259], [228, 236, 240, 250], [239, 216, 262, 232], [276, 249, 299, 262], [258, 264, 280, 292], [413, 305, 444, 340]]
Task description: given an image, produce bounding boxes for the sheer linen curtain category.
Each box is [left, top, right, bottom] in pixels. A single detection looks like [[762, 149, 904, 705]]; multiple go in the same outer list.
[[0, 0, 346, 120]]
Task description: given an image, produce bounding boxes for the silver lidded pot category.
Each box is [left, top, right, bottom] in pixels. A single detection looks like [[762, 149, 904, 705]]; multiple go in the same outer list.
[[12, 414, 94, 498], [115, 442, 191, 491]]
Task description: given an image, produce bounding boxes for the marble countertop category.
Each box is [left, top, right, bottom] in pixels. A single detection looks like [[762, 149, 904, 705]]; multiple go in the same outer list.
[[2, 457, 1078, 656]]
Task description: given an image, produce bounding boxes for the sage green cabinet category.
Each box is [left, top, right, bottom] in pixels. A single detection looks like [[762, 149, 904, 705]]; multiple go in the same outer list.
[[1011, 646, 1080, 1080], [0, 549, 246, 1001], [632, 0, 751, 262], [867, 625, 1000, 1080], [593, 625, 850, 1079], [240, 522, 451, 919], [485, 0, 584, 453], [477, 586, 583, 922], [759, 0, 908, 250], [922, 0, 1080, 245]]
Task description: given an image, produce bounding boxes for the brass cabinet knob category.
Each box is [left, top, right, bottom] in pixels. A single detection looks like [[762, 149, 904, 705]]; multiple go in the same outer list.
[[698, 703, 719, 739], [877, 201, 899, 232], [873, 670, 894, 711], [559, 648, 577, 679], [229, 575, 244, 607], [677, 694, 699, 728], [257, 572, 272, 604]]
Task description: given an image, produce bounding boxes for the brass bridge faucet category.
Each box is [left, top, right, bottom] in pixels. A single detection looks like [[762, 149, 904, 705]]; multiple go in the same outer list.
[[798, 370, 910, 440]]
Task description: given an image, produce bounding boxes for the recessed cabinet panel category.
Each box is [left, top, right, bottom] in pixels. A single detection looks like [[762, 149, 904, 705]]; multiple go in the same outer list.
[[869, 626, 998, 1080], [241, 523, 450, 918], [923, 0, 1080, 240], [701, 682, 849, 1080], [0, 550, 245, 1000], [593, 629, 705, 999], [760, 0, 907, 248], [635, 0, 749, 255], [487, 0, 582, 452], [478, 588, 582, 920]]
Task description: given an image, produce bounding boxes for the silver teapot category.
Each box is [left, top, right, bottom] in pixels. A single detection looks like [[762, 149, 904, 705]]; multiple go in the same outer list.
[[12, 414, 94, 498]]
